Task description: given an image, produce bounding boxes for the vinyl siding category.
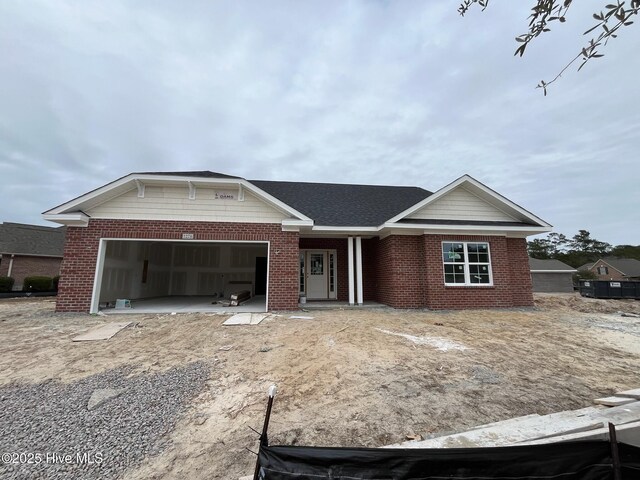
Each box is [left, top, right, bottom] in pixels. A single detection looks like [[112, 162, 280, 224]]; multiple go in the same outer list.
[[407, 186, 517, 222], [86, 186, 288, 223]]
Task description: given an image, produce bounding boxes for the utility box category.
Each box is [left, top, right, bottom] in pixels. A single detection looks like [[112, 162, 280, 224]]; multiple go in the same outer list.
[[579, 280, 640, 299]]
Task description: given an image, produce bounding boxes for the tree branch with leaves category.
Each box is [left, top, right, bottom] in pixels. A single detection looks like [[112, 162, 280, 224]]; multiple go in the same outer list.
[[459, 0, 639, 94]]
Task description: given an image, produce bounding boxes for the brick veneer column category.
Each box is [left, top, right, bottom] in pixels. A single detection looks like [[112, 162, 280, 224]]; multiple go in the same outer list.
[[375, 235, 426, 308], [506, 237, 535, 306], [56, 219, 299, 313]]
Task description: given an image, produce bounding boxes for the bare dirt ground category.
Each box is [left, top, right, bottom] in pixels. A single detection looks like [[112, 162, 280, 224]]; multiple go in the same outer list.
[[1, 293, 639, 479]]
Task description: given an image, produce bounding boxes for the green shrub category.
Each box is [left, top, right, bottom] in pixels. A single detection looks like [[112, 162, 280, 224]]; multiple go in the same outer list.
[[22, 276, 53, 292], [52, 275, 61, 291], [0, 276, 14, 292]]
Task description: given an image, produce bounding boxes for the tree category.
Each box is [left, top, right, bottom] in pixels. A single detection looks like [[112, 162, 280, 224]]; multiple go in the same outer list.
[[609, 244, 640, 260], [569, 229, 612, 255], [527, 232, 568, 258], [458, 0, 640, 94], [527, 238, 552, 258]]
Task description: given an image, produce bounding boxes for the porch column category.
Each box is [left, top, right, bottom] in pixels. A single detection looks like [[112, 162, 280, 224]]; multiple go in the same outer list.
[[355, 237, 363, 305], [348, 237, 355, 305]]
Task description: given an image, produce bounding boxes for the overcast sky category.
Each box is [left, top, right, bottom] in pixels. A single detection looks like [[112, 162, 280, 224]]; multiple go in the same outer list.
[[1, 1, 638, 245]]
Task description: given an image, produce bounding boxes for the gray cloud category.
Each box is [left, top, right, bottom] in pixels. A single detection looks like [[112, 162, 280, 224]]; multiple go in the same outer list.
[[0, 1, 638, 244]]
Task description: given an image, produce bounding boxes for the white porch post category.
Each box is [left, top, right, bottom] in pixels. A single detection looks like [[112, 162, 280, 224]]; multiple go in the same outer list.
[[347, 236, 355, 305], [355, 237, 363, 305]]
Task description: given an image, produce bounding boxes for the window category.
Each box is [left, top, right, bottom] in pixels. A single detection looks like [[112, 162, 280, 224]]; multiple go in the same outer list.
[[597, 266, 609, 275], [442, 242, 492, 285]]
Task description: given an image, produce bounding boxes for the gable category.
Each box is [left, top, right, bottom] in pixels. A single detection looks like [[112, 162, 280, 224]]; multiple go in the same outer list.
[[406, 186, 518, 222], [86, 185, 289, 223]]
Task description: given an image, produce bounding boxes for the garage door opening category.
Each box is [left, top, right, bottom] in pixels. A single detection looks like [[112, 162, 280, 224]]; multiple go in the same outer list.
[[92, 240, 268, 313]]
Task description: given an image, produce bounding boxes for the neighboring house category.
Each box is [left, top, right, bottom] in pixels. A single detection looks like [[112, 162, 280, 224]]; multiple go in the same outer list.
[[528, 257, 576, 293], [579, 258, 640, 281], [0, 222, 66, 290], [43, 171, 552, 313]]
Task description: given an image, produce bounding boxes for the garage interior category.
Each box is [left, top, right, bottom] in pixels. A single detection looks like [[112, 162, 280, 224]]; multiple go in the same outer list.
[[96, 240, 268, 313]]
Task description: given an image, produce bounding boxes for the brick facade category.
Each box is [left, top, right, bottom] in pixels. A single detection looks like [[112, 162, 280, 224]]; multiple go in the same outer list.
[[375, 234, 533, 309], [58, 221, 534, 312], [57, 219, 299, 312], [589, 259, 627, 281], [0, 255, 62, 290]]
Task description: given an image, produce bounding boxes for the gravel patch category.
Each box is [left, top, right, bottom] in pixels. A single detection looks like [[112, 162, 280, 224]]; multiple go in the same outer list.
[[0, 361, 209, 479]]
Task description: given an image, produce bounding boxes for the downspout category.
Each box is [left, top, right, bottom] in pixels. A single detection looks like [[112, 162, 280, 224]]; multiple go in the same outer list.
[[7, 254, 14, 278]]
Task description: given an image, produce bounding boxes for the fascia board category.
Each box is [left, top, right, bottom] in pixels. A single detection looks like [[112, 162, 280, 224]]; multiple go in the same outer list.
[[382, 222, 552, 233], [43, 173, 136, 215], [42, 212, 89, 227], [311, 226, 380, 233], [43, 174, 312, 222]]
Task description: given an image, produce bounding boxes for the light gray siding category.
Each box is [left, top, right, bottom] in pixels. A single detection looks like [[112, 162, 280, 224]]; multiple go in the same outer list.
[[531, 272, 574, 293]]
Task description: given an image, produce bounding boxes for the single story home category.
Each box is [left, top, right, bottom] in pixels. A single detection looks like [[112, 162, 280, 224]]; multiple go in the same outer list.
[[579, 258, 640, 281], [0, 222, 66, 290], [528, 257, 576, 293], [43, 171, 552, 313]]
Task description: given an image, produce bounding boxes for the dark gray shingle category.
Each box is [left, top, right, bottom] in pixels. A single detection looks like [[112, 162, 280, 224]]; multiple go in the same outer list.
[[0, 223, 66, 257], [251, 180, 432, 226]]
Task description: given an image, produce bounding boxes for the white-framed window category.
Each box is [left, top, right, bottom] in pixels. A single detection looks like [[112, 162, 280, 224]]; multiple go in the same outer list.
[[442, 241, 492, 286]]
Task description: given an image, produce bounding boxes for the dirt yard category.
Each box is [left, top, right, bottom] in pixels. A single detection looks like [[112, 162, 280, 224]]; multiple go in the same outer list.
[[1, 294, 639, 479]]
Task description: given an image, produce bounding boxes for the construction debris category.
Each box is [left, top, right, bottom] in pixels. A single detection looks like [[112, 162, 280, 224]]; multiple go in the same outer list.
[[229, 290, 251, 306], [388, 395, 640, 449], [72, 322, 132, 342], [223, 313, 270, 326], [594, 396, 637, 407]]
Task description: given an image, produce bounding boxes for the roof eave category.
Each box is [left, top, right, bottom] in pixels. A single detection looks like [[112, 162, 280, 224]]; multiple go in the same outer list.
[[43, 212, 90, 227]]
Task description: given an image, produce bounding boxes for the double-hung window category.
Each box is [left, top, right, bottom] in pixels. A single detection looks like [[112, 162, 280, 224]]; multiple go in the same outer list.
[[442, 242, 492, 286]]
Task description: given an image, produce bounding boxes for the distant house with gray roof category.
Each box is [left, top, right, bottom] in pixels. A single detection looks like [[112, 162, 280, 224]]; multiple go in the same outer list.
[[0, 222, 66, 290], [528, 257, 576, 293], [579, 257, 640, 281]]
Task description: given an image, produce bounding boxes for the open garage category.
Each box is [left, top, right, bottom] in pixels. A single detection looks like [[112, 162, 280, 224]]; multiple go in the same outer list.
[[93, 239, 268, 313]]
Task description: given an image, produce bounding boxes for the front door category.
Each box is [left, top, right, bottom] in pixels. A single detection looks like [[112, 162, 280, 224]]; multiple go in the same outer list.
[[306, 251, 327, 299]]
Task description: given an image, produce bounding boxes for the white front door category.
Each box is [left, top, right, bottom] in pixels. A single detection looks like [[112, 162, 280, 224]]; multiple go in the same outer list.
[[306, 251, 328, 299]]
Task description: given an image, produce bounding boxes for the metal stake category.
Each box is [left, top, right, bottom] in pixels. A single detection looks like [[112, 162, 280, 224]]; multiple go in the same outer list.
[[253, 385, 277, 480], [608, 422, 621, 480]]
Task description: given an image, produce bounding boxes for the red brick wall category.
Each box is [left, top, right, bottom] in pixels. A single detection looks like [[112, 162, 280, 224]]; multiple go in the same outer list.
[[375, 235, 426, 308], [506, 237, 534, 306], [0, 255, 62, 290], [589, 259, 627, 281], [423, 235, 534, 309], [57, 220, 299, 312], [372, 234, 534, 309]]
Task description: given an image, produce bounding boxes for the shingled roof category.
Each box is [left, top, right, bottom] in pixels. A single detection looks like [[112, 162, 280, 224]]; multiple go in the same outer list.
[[0, 223, 66, 257], [250, 180, 432, 226], [599, 258, 640, 277], [528, 257, 576, 272]]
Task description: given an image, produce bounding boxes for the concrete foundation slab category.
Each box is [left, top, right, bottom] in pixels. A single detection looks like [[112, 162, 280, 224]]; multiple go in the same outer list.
[[72, 322, 132, 341]]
